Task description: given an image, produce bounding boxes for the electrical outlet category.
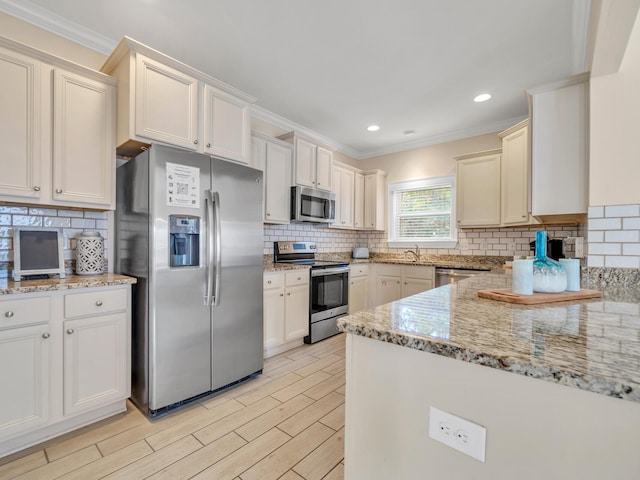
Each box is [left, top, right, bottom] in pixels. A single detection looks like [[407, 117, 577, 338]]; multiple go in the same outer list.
[[478, 239, 487, 252], [459, 240, 469, 251], [429, 406, 486, 462], [505, 240, 515, 253], [574, 237, 584, 258]]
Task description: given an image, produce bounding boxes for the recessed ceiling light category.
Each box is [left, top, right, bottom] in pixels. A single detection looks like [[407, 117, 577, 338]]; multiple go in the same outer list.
[[404, 130, 416, 136], [474, 93, 492, 103], [367, 125, 380, 132]]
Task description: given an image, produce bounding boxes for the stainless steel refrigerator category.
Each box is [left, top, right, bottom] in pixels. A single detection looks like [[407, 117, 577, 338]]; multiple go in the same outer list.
[[115, 144, 264, 415]]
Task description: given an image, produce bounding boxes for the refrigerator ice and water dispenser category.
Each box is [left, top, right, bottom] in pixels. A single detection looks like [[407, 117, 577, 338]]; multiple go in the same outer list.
[[169, 215, 200, 267]]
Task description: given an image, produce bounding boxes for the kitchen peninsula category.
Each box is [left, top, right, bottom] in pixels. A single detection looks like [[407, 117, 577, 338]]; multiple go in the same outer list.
[[338, 273, 640, 479]]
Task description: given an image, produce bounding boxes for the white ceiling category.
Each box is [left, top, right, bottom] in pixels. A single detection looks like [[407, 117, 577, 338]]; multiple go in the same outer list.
[[1, 0, 591, 159]]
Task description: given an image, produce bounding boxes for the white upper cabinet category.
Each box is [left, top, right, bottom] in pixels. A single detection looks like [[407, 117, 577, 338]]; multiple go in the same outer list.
[[251, 132, 292, 224], [527, 73, 589, 220], [0, 37, 116, 210], [364, 170, 387, 231], [333, 165, 355, 228], [134, 54, 199, 151], [499, 119, 534, 226], [354, 173, 365, 229], [102, 37, 255, 163], [278, 132, 333, 192], [456, 150, 502, 227]]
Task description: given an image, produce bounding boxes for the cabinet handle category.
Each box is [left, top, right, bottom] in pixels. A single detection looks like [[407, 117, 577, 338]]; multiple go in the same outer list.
[[66, 329, 74, 334], [95, 300, 103, 307], [206, 143, 211, 148], [42, 333, 50, 339], [4, 311, 14, 318], [193, 139, 199, 145], [56, 188, 63, 194], [33, 186, 41, 192]]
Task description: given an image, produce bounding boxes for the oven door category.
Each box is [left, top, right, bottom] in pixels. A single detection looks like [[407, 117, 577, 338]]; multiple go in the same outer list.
[[307, 266, 349, 343]]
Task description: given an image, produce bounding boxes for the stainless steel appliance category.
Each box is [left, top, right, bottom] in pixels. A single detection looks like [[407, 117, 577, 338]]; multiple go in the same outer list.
[[435, 267, 489, 287], [273, 241, 349, 343], [290, 186, 336, 223], [115, 144, 264, 415]]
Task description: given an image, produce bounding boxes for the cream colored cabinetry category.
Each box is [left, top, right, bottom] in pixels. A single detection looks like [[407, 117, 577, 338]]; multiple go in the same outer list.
[[0, 38, 116, 210], [455, 149, 502, 227], [364, 170, 387, 231], [527, 73, 589, 220], [0, 285, 131, 458], [0, 297, 51, 443], [102, 37, 255, 163], [372, 264, 435, 307], [251, 133, 293, 224], [278, 133, 333, 191], [354, 173, 365, 229], [263, 270, 310, 357], [499, 119, 533, 226], [62, 289, 129, 416], [333, 166, 355, 228], [349, 264, 369, 314]]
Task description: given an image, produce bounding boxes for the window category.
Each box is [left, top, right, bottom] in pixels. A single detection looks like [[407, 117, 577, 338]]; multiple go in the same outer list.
[[388, 175, 457, 248]]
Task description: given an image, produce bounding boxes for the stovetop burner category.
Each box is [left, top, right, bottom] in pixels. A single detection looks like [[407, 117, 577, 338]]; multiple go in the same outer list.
[[273, 241, 349, 268]]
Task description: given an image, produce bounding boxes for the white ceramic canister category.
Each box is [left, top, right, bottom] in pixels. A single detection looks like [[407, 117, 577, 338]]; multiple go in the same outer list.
[[559, 258, 581, 292], [75, 230, 104, 275], [512, 259, 534, 295]]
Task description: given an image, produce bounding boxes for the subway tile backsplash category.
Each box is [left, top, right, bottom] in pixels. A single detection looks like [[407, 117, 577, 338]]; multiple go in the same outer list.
[[588, 204, 640, 269], [0, 205, 109, 275]]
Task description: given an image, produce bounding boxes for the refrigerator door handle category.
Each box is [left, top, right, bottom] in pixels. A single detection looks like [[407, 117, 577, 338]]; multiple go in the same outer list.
[[211, 190, 222, 307], [205, 190, 215, 306]]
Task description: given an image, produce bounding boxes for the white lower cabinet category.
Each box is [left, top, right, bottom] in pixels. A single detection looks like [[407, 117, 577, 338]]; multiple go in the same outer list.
[[372, 264, 435, 307], [0, 285, 131, 458], [263, 270, 309, 357], [349, 264, 369, 314]]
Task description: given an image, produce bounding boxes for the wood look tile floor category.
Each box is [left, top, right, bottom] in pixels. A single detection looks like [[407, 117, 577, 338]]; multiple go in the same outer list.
[[0, 334, 346, 480]]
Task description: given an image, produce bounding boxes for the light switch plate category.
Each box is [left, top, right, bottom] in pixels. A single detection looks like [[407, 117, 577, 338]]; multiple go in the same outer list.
[[429, 406, 486, 462]]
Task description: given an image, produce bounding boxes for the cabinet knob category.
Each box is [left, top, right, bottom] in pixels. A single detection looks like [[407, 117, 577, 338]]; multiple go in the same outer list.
[[266, 213, 271, 217], [287, 292, 291, 296], [206, 143, 211, 148], [42, 333, 50, 339], [404, 282, 407, 284], [5, 311, 14, 318], [280, 293, 284, 297], [95, 300, 103, 307], [397, 281, 401, 284], [267, 280, 272, 284], [33, 186, 41, 192], [66, 328, 74, 334], [297, 277, 301, 281], [56, 188, 63, 194], [193, 139, 199, 145]]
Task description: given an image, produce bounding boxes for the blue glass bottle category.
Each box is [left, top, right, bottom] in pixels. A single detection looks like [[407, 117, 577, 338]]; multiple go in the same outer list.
[[532, 230, 567, 293]]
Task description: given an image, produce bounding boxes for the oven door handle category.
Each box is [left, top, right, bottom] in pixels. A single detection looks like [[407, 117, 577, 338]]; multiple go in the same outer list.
[[311, 267, 350, 277]]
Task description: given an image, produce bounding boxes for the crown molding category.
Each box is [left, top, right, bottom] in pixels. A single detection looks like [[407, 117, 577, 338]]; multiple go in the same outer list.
[[0, 0, 117, 54]]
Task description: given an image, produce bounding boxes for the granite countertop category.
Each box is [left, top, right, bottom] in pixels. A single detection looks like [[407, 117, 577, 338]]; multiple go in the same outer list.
[[338, 272, 640, 404], [0, 273, 137, 295]]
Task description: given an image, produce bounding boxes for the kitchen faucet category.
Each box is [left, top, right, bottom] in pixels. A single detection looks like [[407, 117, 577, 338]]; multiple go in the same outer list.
[[404, 244, 421, 262]]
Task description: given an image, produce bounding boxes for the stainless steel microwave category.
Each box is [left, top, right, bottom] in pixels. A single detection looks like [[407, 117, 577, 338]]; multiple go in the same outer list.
[[290, 186, 336, 223]]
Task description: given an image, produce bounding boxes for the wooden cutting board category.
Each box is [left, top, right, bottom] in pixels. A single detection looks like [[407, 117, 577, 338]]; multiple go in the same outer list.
[[477, 288, 602, 304]]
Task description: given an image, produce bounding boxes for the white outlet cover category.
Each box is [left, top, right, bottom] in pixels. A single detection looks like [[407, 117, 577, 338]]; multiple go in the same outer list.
[[429, 406, 486, 462]]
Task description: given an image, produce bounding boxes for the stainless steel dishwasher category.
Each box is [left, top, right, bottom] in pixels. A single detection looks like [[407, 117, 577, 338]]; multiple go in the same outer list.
[[435, 267, 490, 287]]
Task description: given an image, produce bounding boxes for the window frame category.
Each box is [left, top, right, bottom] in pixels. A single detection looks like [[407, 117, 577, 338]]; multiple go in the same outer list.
[[387, 175, 458, 249]]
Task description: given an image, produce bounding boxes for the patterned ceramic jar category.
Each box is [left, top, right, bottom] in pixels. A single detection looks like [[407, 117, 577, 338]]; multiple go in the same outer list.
[[75, 230, 104, 275]]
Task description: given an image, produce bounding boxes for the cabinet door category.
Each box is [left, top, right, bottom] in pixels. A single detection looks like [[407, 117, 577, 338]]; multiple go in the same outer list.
[[349, 276, 368, 313], [364, 172, 386, 231], [251, 136, 266, 172], [52, 68, 115, 208], [0, 47, 44, 202], [63, 313, 127, 416], [338, 169, 355, 228], [264, 141, 292, 224], [0, 324, 50, 441], [203, 85, 251, 164], [284, 284, 309, 341], [456, 153, 501, 227], [374, 274, 402, 306], [501, 125, 530, 225], [354, 173, 365, 229], [135, 54, 199, 151], [315, 146, 333, 191], [294, 138, 316, 188], [263, 286, 285, 349], [402, 278, 433, 297]]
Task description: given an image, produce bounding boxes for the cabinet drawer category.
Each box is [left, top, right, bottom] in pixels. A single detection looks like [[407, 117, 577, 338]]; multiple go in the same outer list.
[[264, 272, 284, 290], [403, 265, 434, 280], [64, 288, 127, 319], [375, 264, 403, 277], [0, 297, 49, 329], [350, 264, 369, 277], [285, 270, 309, 287]]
